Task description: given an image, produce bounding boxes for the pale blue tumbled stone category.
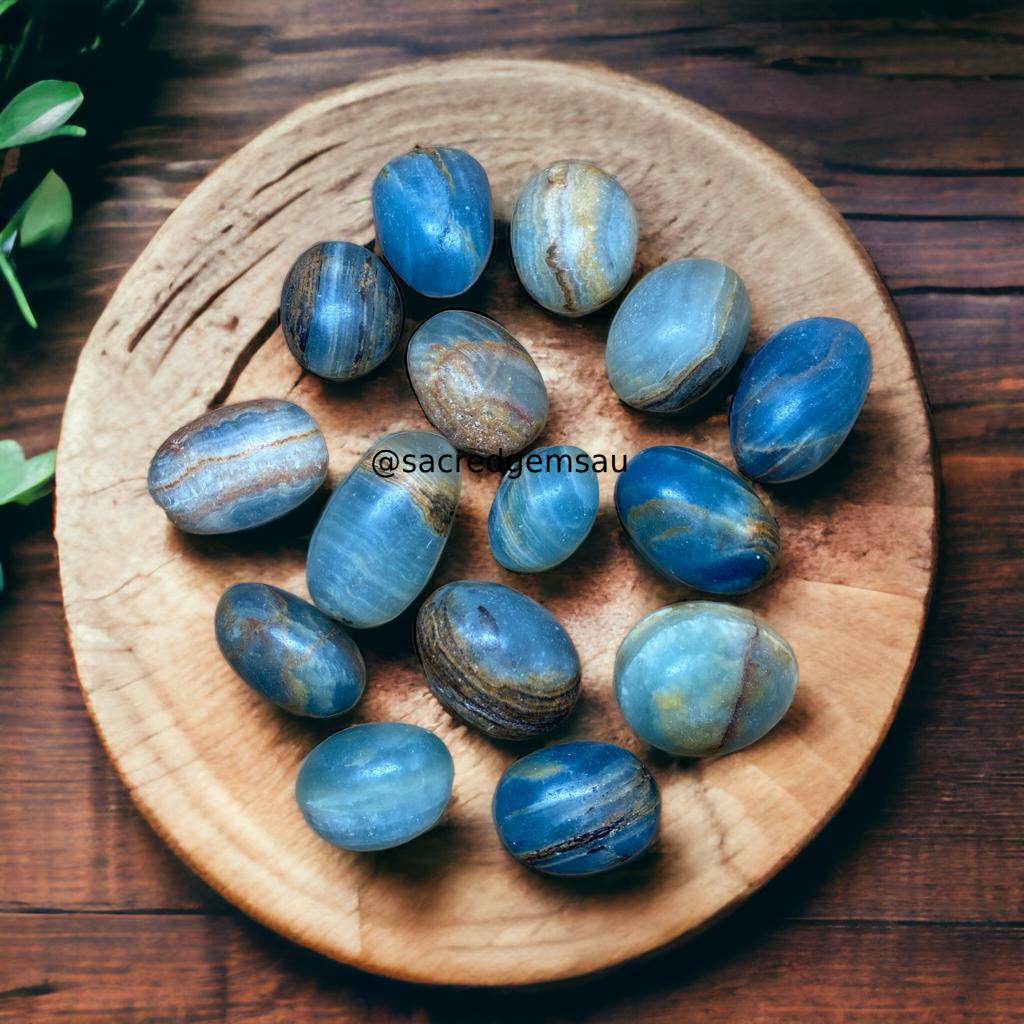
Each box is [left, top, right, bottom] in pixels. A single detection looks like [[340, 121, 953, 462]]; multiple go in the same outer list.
[[296, 723, 454, 851], [511, 160, 638, 317], [372, 145, 493, 298], [306, 431, 461, 629], [488, 445, 599, 573], [147, 399, 328, 534], [605, 258, 751, 412], [730, 316, 873, 483], [614, 601, 798, 757]]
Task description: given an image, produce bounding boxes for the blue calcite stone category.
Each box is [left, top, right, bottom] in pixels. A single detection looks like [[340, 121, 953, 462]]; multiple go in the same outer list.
[[614, 601, 798, 757], [372, 145, 493, 298], [416, 581, 580, 740], [511, 160, 638, 317], [492, 741, 660, 876], [296, 723, 454, 851], [605, 258, 751, 412], [730, 316, 873, 483], [215, 582, 365, 718], [147, 398, 328, 534], [615, 446, 779, 594], [488, 445, 599, 573], [306, 431, 461, 629], [406, 310, 548, 456], [280, 241, 403, 382]]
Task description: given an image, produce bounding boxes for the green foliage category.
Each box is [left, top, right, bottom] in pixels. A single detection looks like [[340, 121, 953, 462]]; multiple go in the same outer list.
[[0, 439, 56, 592], [0, 78, 84, 147]]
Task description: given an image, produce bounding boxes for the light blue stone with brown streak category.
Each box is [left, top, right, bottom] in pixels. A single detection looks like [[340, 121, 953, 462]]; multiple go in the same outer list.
[[406, 310, 548, 456], [215, 582, 365, 718], [488, 445, 599, 572], [614, 445, 779, 594], [511, 160, 638, 317], [147, 398, 328, 534], [730, 316, 873, 483], [296, 723, 454, 851], [605, 257, 751, 411], [306, 431, 461, 629], [372, 145, 493, 298], [614, 601, 798, 757], [280, 241, 403, 382]]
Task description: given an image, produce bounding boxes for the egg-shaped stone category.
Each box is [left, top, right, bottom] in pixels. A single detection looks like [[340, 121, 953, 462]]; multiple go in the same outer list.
[[416, 580, 581, 740], [147, 398, 328, 534], [492, 741, 660, 876], [615, 445, 779, 594], [730, 316, 873, 483], [615, 601, 798, 757], [279, 241, 403, 382], [296, 723, 454, 851], [511, 160, 638, 317], [488, 445, 599, 572], [215, 582, 365, 718], [406, 310, 548, 456], [605, 258, 751, 412], [372, 145, 493, 298], [307, 431, 460, 629]]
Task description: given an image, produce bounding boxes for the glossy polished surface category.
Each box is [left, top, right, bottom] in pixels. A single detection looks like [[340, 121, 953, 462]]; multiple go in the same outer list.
[[280, 241, 403, 382], [730, 316, 873, 483], [511, 160, 637, 317], [306, 431, 460, 629], [215, 583, 365, 717], [295, 723, 454, 852], [606, 257, 750, 411], [147, 399, 328, 534], [615, 601, 798, 757], [372, 145, 493, 298], [406, 310, 547, 456], [416, 581, 580, 740], [492, 741, 660, 876], [615, 445, 779, 593], [488, 445, 599, 572]]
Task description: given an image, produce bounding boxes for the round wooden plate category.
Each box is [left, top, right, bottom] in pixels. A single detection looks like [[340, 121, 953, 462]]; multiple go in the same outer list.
[[56, 58, 937, 986]]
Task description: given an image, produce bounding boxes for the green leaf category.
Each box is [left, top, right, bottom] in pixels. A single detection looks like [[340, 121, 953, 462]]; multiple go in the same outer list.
[[0, 80, 85, 149], [0, 440, 55, 505], [0, 559, 5, 594], [0, 251, 36, 327], [0, 0, 21, 15], [8, 170, 72, 249]]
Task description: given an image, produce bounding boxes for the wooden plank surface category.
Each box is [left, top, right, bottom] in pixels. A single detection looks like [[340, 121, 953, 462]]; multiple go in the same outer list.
[[0, 1, 1021, 1020]]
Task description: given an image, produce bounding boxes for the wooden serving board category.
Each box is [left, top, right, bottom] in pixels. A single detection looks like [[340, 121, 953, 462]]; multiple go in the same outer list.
[[55, 58, 937, 986]]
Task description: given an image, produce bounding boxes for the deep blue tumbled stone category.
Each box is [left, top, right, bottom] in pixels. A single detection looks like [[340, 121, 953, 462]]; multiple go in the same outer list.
[[615, 445, 779, 594], [492, 740, 660, 876], [306, 431, 461, 629], [147, 398, 328, 534], [296, 723, 454, 851], [215, 582, 365, 718], [730, 316, 873, 483], [488, 445, 599, 573], [280, 241, 403, 382], [372, 145, 493, 298]]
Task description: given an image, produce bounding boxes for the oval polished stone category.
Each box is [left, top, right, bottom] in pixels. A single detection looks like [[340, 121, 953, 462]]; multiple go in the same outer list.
[[615, 601, 798, 757], [406, 310, 548, 456], [615, 445, 779, 594], [307, 431, 460, 629], [488, 445, 599, 572], [215, 582, 365, 718], [605, 258, 751, 412], [372, 145, 493, 298], [511, 160, 637, 317], [147, 398, 328, 534], [280, 241, 403, 382], [416, 581, 581, 740], [296, 723, 454, 852], [492, 741, 660, 876], [730, 316, 873, 483]]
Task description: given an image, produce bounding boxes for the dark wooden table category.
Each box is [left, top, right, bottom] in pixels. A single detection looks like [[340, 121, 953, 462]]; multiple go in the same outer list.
[[1, 3, 1020, 1021]]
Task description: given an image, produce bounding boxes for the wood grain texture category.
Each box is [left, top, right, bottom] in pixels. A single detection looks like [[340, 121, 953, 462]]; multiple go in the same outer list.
[[1, 2, 1021, 1020], [53, 58, 935, 986]]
